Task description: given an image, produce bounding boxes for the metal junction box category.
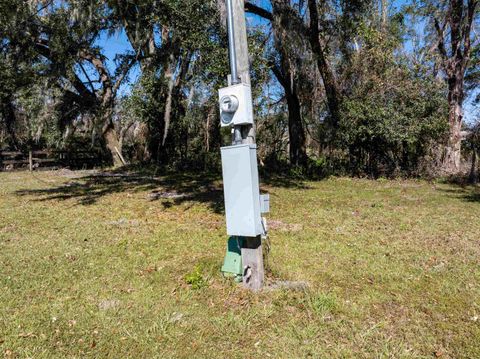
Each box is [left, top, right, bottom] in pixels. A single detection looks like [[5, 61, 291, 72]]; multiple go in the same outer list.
[[218, 84, 254, 127], [221, 144, 263, 237]]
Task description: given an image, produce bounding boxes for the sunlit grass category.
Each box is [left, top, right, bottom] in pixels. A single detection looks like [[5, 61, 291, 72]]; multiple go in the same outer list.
[[1, 170, 479, 358]]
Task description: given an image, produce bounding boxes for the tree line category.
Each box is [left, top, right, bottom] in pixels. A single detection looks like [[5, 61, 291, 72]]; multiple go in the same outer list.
[[0, 0, 479, 178]]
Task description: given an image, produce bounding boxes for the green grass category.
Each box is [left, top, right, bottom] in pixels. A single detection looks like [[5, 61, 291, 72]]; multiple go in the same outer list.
[[1, 170, 479, 358]]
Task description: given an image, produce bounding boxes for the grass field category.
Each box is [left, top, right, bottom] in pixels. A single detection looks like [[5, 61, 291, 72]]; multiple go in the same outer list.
[[1, 169, 479, 358]]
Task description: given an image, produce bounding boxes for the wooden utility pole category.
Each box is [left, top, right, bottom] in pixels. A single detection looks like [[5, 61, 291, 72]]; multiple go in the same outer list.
[[230, 0, 264, 291], [231, 0, 256, 144], [232, 0, 249, 77]]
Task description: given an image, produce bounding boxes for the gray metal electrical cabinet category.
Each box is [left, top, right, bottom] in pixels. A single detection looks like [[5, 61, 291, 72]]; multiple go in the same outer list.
[[221, 144, 263, 237]]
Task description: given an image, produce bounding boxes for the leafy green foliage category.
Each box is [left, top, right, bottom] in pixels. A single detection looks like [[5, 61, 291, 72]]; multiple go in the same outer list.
[[335, 25, 449, 177], [184, 266, 207, 290], [0, 0, 475, 176]]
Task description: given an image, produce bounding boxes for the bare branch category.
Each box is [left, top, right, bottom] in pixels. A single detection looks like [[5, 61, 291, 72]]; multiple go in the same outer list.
[[245, 1, 274, 21], [434, 17, 448, 64]]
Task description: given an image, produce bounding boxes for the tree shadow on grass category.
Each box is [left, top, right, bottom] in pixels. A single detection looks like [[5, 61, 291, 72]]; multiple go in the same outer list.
[[15, 168, 314, 213], [262, 175, 313, 190], [438, 185, 480, 203], [15, 171, 226, 213]]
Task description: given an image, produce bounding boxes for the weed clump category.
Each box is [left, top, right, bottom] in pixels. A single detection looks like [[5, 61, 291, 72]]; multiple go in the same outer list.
[[185, 266, 207, 290]]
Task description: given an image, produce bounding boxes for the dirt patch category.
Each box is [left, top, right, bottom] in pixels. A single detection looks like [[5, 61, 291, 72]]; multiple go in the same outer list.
[[56, 169, 99, 179], [147, 191, 188, 201], [98, 299, 120, 311], [106, 218, 141, 227], [264, 280, 310, 292], [268, 219, 303, 232]]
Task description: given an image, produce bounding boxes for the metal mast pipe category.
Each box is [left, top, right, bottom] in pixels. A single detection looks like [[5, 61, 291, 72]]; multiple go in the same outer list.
[[226, 0, 240, 84]]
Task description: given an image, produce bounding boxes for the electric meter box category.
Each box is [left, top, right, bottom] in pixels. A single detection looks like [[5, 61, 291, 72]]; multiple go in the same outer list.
[[218, 84, 254, 127], [221, 144, 263, 237]]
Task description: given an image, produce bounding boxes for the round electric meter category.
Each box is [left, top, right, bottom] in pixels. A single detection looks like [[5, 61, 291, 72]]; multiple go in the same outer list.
[[220, 95, 239, 114]]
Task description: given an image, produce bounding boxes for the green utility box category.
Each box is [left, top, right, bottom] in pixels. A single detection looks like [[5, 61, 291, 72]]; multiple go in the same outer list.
[[221, 237, 244, 281]]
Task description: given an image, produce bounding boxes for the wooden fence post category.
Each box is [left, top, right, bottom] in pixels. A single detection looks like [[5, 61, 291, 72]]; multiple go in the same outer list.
[[29, 151, 33, 172]]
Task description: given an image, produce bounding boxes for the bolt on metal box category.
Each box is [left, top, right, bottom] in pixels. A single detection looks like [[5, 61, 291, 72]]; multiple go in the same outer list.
[[221, 144, 263, 237], [218, 84, 254, 127]]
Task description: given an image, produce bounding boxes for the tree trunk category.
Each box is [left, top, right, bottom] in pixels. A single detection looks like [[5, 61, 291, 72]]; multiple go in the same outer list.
[[162, 55, 176, 147], [101, 99, 124, 167], [101, 98, 123, 167], [270, 59, 308, 167], [443, 75, 464, 173], [381, 0, 388, 26], [307, 0, 342, 126], [469, 148, 478, 184], [0, 97, 19, 149], [435, 0, 478, 174], [286, 91, 308, 167], [103, 122, 124, 167], [267, 2, 308, 167]]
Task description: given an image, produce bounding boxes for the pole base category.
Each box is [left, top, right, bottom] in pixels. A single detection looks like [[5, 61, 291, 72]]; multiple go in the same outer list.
[[221, 237, 244, 281]]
